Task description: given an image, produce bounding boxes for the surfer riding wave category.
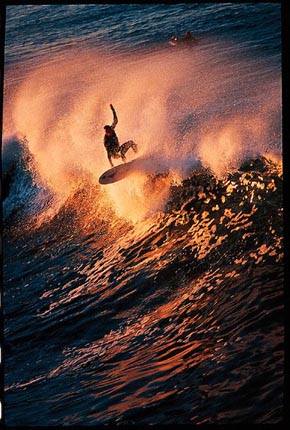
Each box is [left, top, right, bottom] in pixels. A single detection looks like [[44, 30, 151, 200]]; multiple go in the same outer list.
[[103, 104, 138, 167]]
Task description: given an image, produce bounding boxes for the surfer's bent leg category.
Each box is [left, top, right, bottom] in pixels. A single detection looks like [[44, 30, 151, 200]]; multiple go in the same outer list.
[[120, 140, 138, 162]]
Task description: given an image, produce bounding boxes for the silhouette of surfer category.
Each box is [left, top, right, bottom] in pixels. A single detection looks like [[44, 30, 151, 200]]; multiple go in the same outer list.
[[103, 104, 138, 167], [170, 35, 178, 44], [169, 31, 197, 46], [184, 31, 193, 40]]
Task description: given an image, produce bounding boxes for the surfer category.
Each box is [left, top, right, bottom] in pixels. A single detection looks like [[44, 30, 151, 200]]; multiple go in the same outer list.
[[170, 36, 178, 45], [103, 104, 138, 167], [184, 30, 193, 40], [182, 30, 198, 44], [169, 31, 197, 46]]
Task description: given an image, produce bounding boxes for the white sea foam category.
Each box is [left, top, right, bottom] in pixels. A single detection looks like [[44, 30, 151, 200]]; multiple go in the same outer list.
[[3, 42, 282, 222]]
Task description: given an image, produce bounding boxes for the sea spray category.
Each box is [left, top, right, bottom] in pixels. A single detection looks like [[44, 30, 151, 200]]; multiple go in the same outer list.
[[3, 42, 281, 225]]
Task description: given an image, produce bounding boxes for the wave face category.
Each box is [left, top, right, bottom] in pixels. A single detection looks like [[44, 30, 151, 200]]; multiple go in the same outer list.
[[3, 3, 283, 426]]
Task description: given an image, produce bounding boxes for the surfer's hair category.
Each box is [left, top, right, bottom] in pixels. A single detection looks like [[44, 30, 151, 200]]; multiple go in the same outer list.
[[104, 125, 112, 130]]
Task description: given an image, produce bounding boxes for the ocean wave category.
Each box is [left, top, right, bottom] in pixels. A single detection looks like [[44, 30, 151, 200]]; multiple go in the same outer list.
[[2, 136, 55, 228], [3, 136, 282, 238], [4, 153, 283, 425]]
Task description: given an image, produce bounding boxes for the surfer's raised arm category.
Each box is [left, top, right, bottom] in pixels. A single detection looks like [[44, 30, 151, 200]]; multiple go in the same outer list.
[[110, 104, 118, 129]]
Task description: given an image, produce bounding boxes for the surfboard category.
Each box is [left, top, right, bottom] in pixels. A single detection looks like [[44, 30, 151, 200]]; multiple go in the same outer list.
[[99, 156, 172, 185], [99, 159, 140, 184], [169, 37, 198, 47], [99, 156, 202, 185]]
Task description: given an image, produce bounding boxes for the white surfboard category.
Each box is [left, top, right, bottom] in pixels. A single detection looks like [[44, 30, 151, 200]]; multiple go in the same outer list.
[[99, 156, 172, 185], [99, 156, 202, 185], [99, 160, 139, 184]]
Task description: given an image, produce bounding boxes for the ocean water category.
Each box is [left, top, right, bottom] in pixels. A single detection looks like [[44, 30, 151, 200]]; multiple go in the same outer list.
[[2, 3, 283, 426]]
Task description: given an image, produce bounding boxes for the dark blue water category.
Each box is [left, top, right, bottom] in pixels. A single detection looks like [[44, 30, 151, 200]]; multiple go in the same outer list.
[[3, 3, 283, 426], [5, 3, 281, 62]]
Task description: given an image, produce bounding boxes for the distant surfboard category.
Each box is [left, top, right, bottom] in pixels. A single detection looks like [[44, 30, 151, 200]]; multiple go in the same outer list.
[[169, 36, 198, 47]]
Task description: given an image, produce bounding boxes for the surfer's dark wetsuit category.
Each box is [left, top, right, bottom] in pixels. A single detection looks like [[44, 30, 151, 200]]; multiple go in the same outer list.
[[104, 104, 138, 167]]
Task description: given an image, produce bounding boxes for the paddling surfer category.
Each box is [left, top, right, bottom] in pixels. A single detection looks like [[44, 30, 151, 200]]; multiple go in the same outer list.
[[103, 104, 138, 167]]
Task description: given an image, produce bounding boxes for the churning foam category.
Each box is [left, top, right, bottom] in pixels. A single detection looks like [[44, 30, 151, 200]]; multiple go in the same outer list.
[[3, 42, 281, 222]]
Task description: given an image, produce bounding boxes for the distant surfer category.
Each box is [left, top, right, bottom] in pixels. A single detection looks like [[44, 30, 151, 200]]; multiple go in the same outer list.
[[103, 104, 138, 167], [184, 30, 193, 40], [170, 35, 178, 45], [169, 31, 197, 46]]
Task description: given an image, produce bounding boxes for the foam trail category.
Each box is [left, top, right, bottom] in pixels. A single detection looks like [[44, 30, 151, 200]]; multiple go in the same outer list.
[[3, 42, 282, 222]]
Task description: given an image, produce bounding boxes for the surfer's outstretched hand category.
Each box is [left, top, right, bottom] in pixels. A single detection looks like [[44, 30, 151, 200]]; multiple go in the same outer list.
[[110, 104, 114, 110]]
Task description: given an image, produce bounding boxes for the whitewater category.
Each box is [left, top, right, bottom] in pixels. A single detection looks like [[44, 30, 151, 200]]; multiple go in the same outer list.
[[3, 3, 283, 426]]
